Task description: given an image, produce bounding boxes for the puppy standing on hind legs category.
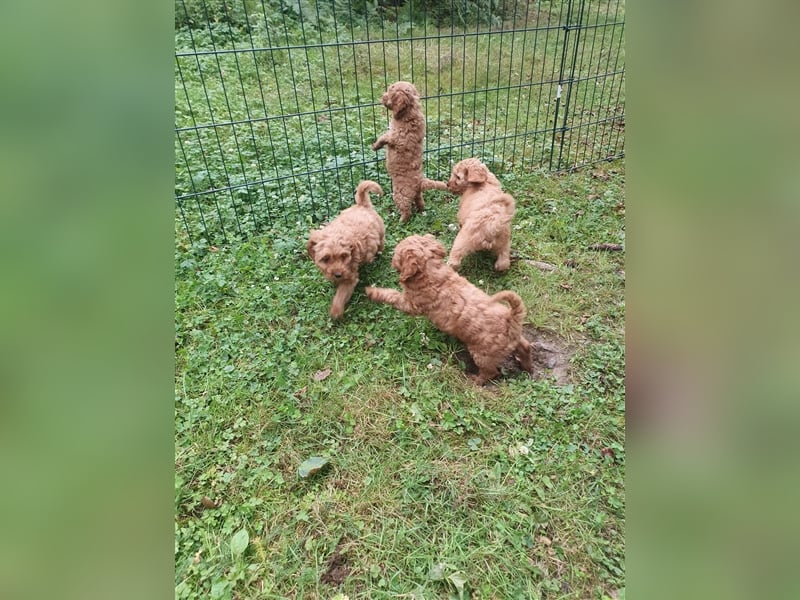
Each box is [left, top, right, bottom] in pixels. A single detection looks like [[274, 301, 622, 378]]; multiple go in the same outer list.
[[307, 181, 385, 319], [372, 81, 448, 222], [366, 234, 533, 386], [446, 158, 516, 272]]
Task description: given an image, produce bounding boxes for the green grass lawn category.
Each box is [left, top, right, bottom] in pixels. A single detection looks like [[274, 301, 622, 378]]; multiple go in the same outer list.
[[174, 159, 625, 599]]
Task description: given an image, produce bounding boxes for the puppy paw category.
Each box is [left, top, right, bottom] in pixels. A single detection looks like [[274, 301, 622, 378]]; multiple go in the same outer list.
[[494, 258, 510, 272], [329, 304, 344, 319], [468, 374, 488, 386]]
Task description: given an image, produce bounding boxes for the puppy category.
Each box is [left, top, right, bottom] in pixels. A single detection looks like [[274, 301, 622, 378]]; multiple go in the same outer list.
[[372, 81, 447, 222], [446, 158, 515, 272], [366, 234, 533, 385], [307, 181, 385, 319]]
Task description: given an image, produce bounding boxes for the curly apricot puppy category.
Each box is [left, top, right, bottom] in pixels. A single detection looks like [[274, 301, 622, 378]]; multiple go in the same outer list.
[[366, 234, 533, 385], [372, 81, 447, 222], [446, 158, 516, 272], [307, 181, 385, 319]]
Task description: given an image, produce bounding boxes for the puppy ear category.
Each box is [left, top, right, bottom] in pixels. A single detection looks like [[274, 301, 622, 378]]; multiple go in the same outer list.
[[306, 231, 318, 259], [466, 163, 487, 183], [398, 252, 421, 283], [348, 239, 363, 261], [403, 88, 417, 108], [393, 89, 407, 111], [421, 234, 446, 260], [430, 239, 446, 260]]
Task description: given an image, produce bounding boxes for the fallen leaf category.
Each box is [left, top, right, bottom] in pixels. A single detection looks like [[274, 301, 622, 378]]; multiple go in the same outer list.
[[588, 243, 623, 251], [591, 169, 609, 180], [298, 456, 330, 478], [525, 260, 556, 272], [587, 194, 601, 200], [313, 368, 331, 382], [601, 447, 616, 461], [559, 282, 572, 290], [294, 386, 307, 398], [230, 528, 249, 556], [210, 246, 219, 252], [448, 571, 468, 593], [428, 562, 447, 581], [193, 550, 202, 564], [201, 496, 220, 509], [539, 535, 552, 546]]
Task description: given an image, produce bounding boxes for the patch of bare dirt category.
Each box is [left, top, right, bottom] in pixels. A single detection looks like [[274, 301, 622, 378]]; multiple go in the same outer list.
[[320, 547, 350, 586], [456, 326, 577, 385]]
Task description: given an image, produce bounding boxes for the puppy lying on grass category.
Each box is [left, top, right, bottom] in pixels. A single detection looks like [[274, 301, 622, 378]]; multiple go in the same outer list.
[[307, 181, 385, 319], [366, 234, 533, 385]]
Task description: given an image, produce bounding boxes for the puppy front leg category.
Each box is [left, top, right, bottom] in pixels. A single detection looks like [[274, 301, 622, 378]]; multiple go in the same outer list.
[[330, 280, 357, 319], [514, 336, 533, 376], [372, 133, 391, 151], [365, 287, 417, 315]]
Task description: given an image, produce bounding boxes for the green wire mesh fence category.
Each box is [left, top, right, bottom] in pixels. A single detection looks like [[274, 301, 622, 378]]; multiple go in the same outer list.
[[175, 0, 624, 244]]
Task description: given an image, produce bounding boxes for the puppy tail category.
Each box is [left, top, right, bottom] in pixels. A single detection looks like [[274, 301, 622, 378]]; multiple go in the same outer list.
[[491, 290, 526, 327], [421, 178, 448, 192], [355, 180, 383, 207], [495, 192, 516, 213]]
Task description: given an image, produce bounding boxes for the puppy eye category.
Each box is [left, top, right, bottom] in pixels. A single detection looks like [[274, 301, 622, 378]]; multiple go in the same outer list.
[[320, 255, 330, 263]]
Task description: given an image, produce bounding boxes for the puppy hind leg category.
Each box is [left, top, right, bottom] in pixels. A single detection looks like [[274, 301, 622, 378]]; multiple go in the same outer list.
[[413, 189, 425, 212], [493, 234, 512, 272], [393, 190, 413, 222]]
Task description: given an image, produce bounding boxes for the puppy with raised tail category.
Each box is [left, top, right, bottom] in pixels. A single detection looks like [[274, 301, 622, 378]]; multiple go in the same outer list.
[[366, 234, 533, 385], [372, 81, 447, 222], [446, 158, 516, 272], [307, 181, 385, 319]]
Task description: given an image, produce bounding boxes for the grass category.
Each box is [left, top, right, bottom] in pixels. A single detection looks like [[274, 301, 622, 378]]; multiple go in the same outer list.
[[174, 159, 625, 599]]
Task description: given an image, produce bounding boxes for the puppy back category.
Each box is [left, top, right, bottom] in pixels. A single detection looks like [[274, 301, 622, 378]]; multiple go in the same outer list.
[[355, 180, 383, 207]]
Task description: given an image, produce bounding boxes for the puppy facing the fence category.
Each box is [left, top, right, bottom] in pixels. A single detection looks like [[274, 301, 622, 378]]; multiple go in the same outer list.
[[372, 81, 448, 222], [366, 234, 533, 385], [307, 180, 385, 319], [445, 158, 516, 272]]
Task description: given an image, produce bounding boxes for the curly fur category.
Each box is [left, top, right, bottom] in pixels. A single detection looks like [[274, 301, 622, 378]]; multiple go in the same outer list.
[[307, 181, 385, 319], [446, 158, 516, 272], [366, 234, 533, 385], [372, 81, 447, 222]]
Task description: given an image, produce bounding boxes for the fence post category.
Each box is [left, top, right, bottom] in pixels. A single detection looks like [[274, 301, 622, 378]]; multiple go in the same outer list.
[[548, 0, 576, 171], [556, 0, 587, 171]]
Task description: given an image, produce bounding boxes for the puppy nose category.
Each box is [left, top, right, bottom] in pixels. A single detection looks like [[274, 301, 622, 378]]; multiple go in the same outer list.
[[333, 272, 342, 278]]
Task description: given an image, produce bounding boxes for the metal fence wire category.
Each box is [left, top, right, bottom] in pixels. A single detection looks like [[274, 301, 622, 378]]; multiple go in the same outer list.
[[175, 0, 625, 244]]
